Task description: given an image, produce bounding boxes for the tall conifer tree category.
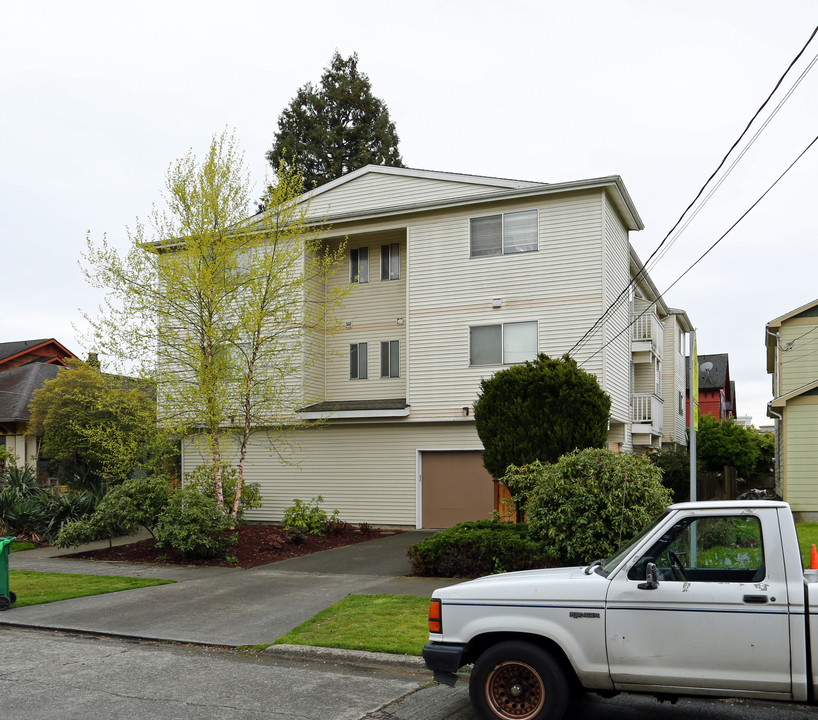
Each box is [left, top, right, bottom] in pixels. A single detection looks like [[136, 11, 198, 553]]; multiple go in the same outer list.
[[267, 51, 404, 194]]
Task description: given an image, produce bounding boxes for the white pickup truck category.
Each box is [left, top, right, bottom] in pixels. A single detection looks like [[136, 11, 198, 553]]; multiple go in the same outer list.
[[423, 500, 818, 720]]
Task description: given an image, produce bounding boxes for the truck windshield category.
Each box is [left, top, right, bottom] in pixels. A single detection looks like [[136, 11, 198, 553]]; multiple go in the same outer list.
[[597, 512, 669, 577]]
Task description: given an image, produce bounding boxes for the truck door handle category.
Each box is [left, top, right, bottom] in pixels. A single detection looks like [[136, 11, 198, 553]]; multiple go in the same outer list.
[[743, 594, 768, 604]]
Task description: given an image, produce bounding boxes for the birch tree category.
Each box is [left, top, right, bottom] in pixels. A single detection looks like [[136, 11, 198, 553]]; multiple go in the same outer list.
[[81, 130, 346, 520]]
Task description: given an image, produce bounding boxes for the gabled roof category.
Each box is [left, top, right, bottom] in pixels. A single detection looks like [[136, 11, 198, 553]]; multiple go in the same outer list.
[[0, 338, 76, 370], [766, 298, 818, 372], [251, 164, 644, 233], [302, 165, 543, 201], [769, 378, 818, 409], [767, 297, 818, 330], [0, 362, 61, 423], [686, 353, 731, 392]]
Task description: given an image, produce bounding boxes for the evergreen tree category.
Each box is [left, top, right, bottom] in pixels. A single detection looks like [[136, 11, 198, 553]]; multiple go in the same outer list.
[[267, 51, 404, 194], [473, 354, 611, 479]]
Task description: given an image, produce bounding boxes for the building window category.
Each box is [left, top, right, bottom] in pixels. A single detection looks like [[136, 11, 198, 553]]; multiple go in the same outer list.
[[350, 247, 369, 283], [678, 391, 684, 415], [470, 209, 538, 257], [380, 243, 400, 280], [470, 321, 537, 366], [380, 340, 400, 377], [350, 342, 368, 379]]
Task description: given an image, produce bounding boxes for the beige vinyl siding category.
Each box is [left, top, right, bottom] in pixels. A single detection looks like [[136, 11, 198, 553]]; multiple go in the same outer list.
[[602, 197, 632, 423], [662, 315, 688, 445], [305, 173, 517, 220], [782, 396, 818, 511], [301, 245, 326, 405], [182, 421, 483, 526], [324, 229, 407, 400], [407, 191, 607, 414], [779, 319, 818, 394]]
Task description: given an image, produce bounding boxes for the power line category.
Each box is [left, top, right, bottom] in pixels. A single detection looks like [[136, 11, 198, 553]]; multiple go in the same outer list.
[[568, 24, 818, 359], [578, 133, 818, 369]]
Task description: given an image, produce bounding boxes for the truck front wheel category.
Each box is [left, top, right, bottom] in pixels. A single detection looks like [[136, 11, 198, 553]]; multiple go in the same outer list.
[[469, 641, 568, 720]]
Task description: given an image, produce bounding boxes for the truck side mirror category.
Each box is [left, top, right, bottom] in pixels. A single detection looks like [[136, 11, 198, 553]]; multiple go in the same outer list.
[[638, 562, 659, 590]]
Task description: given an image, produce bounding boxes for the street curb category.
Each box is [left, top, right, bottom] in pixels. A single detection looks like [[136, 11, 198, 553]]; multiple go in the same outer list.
[[265, 643, 427, 670]]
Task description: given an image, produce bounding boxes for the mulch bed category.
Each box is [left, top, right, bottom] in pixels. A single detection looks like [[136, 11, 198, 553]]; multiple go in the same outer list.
[[64, 524, 400, 569]]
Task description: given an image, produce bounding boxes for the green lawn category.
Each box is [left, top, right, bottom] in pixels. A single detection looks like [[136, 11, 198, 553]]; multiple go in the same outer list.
[[797, 523, 818, 568], [6, 570, 175, 608], [274, 594, 430, 656], [9, 542, 35, 553]]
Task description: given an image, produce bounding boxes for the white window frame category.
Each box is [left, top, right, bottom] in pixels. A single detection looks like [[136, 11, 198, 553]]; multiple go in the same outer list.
[[469, 321, 538, 366], [380, 242, 400, 281], [350, 342, 368, 379], [380, 340, 400, 378], [350, 247, 369, 283], [469, 209, 539, 258]]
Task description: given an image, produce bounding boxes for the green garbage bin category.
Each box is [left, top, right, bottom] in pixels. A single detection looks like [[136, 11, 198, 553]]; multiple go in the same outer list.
[[0, 535, 17, 610]]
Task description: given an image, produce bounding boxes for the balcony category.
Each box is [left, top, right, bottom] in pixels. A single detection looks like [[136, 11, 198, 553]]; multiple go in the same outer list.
[[632, 312, 663, 362], [632, 393, 663, 446]]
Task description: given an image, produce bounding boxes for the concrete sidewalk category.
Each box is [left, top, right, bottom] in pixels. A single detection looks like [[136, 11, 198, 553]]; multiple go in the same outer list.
[[3, 530, 461, 647]]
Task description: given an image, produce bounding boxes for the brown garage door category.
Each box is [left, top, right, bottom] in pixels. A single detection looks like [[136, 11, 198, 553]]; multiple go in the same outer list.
[[421, 450, 495, 528]]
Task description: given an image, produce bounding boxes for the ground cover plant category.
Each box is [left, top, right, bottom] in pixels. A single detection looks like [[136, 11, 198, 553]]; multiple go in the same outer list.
[[7, 570, 174, 608], [274, 594, 429, 655]]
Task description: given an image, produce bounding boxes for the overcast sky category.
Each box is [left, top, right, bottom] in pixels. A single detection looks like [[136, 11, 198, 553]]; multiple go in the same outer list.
[[2, 1, 817, 427]]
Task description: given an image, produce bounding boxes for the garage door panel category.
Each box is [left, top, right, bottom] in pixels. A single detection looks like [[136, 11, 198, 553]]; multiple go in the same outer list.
[[421, 451, 494, 528]]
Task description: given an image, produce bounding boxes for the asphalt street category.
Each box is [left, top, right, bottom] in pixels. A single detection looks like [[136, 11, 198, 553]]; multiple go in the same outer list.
[[4, 627, 818, 720]]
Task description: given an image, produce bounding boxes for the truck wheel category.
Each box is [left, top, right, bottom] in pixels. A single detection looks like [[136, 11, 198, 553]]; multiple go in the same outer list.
[[470, 641, 568, 720]]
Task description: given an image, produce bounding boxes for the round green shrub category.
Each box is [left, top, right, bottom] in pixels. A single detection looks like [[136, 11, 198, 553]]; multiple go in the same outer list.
[[155, 487, 236, 559], [526, 448, 671, 565], [407, 520, 552, 578]]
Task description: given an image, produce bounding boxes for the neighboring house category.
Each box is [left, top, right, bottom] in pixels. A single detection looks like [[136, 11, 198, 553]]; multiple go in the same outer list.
[[0, 339, 77, 469], [685, 353, 736, 425], [0, 338, 75, 372], [180, 165, 691, 528], [766, 298, 818, 518]]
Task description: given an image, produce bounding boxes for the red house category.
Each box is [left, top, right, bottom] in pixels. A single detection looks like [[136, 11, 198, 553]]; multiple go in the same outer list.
[[686, 353, 736, 426]]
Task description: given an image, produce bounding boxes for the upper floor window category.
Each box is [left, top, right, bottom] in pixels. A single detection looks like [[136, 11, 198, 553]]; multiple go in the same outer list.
[[350, 342, 368, 379], [381, 243, 400, 281], [350, 247, 369, 283], [470, 321, 538, 366], [380, 340, 400, 378], [470, 209, 538, 257]]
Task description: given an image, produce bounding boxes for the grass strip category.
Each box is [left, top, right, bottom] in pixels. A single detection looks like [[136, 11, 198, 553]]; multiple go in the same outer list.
[[7, 570, 175, 608], [797, 523, 818, 568], [9, 542, 35, 552], [274, 594, 430, 656]]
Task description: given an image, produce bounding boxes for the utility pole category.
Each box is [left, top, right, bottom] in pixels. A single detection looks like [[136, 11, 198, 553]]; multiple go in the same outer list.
[[689, 329, 698, 503]]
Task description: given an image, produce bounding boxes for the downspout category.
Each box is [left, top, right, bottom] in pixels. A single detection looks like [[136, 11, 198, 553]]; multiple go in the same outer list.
[[767, 403, 783, 499]]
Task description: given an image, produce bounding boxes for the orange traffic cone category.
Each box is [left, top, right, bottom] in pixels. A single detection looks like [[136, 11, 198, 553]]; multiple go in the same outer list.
[[810, 545, 818, 570]]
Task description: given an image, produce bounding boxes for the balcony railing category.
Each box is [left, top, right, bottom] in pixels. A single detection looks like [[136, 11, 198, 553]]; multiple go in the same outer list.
[[632, 393, 663, 433], [632, 312, 663, 357]]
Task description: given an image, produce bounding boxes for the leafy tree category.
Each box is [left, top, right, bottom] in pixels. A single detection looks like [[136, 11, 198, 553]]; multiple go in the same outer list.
[[525, 448, 671, 564], [28, 359, 162, 483], [266, 51, 404, 194], [81, 130, 348, 521], [473, 354, 611, 480], [696, 415, 760, 478], [648, 447, 691, 503]]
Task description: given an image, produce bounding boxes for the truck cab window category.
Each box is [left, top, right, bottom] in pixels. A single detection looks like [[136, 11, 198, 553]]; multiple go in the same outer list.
[[628, 515, 765, 583]]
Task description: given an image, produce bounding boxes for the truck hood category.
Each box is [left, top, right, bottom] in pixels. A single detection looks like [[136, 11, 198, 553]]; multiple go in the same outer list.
[[433, 565, 608, 604]]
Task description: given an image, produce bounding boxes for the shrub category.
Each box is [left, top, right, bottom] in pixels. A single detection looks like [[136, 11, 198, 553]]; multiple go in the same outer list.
[[282, 496, 338, 536], [154, 488, 236, 559], [407, 520, 552, 578], [55, 476, 172, 548], [185, 464, 262, 521], [648, 447, 691, 503], [526, 448, 671, 565], [0, 465, 51, 541]]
